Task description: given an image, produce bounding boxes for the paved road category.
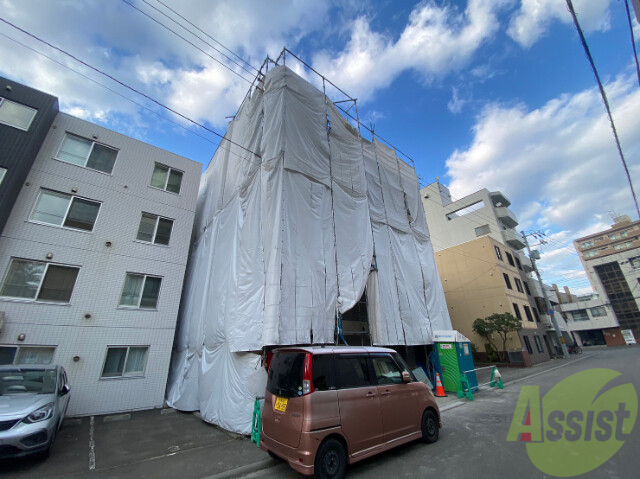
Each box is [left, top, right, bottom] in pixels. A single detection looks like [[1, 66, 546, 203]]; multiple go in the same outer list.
[[242, 346, 640, 479], [1, 347, 637, 478]]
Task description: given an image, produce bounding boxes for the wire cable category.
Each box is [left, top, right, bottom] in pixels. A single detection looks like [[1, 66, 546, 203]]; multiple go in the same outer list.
[[566, 0, 640, 220], [0, 16, 261, 159], [120, 0, 253, 84], [624, 0, 640, 89]]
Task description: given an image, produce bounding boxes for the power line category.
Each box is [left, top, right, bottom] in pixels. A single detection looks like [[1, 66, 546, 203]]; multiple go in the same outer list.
[[153, 0, 259, 74], [120, 0, 254, 84], [0, 16, 261, 159], [624, 0, 640, 89], [566, 0, 640, 220]]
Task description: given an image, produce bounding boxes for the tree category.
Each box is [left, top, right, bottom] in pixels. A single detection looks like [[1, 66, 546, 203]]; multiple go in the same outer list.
[[472, 313, 522, 362]]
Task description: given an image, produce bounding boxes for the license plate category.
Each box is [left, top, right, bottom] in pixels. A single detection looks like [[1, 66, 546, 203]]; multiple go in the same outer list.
[[274, 396, 288, 412]]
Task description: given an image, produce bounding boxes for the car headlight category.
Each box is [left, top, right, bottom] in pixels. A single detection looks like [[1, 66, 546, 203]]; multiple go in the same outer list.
[[23, 403, 55, 424]]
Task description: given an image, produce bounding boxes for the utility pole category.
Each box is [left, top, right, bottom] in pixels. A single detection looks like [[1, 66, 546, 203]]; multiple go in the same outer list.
[[522, 231, 570, 359]]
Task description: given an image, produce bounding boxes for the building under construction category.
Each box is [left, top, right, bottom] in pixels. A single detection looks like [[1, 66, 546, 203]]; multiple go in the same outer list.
[[166, 51, 452, 434]]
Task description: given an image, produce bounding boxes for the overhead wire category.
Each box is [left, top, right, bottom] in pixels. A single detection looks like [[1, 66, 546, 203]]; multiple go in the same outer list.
[[120, 0, 254, 84], [566, 0, 640, 220], [624, 0, 640, 89], [0, 16, 262, 159]]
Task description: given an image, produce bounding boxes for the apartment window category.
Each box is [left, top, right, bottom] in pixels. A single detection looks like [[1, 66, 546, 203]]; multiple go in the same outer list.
[[609, 231, 629, 240], [119, 273, 162, 309], [524, 305, 534, 322], [614, 241, 633, 251], [101, 346, 149, 378], [495, 246, 503, 261], [503, 273, 512, 290], [630, 257, 640, 269], [515, 278, 524, 293], [571, 310, 589, 321], [581, 240, 594, 249], [534, 336, 544, 353], [475, 224, 490, 237], [523, 336, 533, 354], [0, 258, 79, 303], [30, 189, 101, 231], [0, 97, 37, 131], [0, 167, 6, 185], [584, 250, 599, 258], [151, 163, 183, 194], [590, 306, 607, 317], [56, 133, 118, 174], [505, 252, 515, 267], [0, 346, 55, 365], [136, 213, 174, 245], [532, 307, 540, 322], [523, 281, 531, 295], [513, 303, 522, 320], [515, 257, 522, 270]]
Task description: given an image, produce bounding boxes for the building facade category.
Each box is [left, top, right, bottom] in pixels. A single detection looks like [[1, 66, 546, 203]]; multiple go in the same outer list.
[[0, 110, 200, 416], [573, 215, 640, 341], [422, 182, 551, 365], [0, 76, 59, 235]]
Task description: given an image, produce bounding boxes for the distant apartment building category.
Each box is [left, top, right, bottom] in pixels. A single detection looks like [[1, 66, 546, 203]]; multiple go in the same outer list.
[[0, 102, 200, 415], [422, 182, 551, 365], [0, 76, 59, 235], [573, 215, 640, 342]]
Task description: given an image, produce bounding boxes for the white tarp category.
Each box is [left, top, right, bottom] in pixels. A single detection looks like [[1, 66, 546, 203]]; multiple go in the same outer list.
[[166, 65, 451, 434]]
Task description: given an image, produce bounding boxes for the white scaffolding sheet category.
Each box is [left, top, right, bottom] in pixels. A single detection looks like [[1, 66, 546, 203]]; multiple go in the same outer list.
[[166, 65, 451, 434]]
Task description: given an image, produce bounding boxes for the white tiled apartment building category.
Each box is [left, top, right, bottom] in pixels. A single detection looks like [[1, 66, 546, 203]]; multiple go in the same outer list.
[[0, 112, 200, 416]]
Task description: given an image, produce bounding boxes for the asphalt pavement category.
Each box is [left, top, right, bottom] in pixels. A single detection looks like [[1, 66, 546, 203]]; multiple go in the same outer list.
[[1, 346, 637, 478]]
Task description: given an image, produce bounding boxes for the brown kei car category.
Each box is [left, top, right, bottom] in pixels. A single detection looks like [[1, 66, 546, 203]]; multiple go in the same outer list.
[[260, 346, 441, 478]]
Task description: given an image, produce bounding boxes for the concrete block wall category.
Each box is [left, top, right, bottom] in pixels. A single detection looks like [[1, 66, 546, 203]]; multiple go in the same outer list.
[[0, 113, 200, 416]]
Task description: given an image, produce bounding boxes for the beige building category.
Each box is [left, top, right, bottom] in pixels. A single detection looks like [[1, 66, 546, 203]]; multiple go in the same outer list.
[[422, 182, 551, 365], [573, 215, 640, 341]]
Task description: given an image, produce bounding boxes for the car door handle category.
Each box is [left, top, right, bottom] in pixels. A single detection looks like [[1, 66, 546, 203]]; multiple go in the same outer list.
[[380, 390, 391, 396], [365, 392, 377, 398]]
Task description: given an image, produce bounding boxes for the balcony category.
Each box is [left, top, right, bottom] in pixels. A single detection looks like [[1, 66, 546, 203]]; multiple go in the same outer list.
[[490, 191, 511, 208], [502, 228, 526, 250], [518, 252, 534, 272], [495, 206, 519, 228]]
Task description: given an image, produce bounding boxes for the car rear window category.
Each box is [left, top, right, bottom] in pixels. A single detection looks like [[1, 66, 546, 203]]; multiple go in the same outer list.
[[266, 352, 305, 398]]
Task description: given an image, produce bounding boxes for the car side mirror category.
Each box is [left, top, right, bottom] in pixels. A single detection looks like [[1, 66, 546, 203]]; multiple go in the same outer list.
[[402, 371, 411, 383], [59, 384, 70, 396]]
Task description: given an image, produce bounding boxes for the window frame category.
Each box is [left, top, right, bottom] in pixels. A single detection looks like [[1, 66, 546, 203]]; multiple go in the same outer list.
[[590, 306, 607, 318], [0, 258, 80, 304], [371, 354, 405, 385], [0, 345, 56, 365], [135, 212, 174, 246], [532, 307, 540, 322], [474, 224, 490, 237], [0, 97, 37, 131], [505, 252, 515, 267], [523, 281, 531, 295], [512, 303, 522, 320], [335, 354, 374, 390], [514, 278, 524, 293], [503, 273, 512, 290], [534, 336, 544, 353], [150, 163, 184, 194], [29, 189, 102, 232], [523, 305, 534, 322], [54, 133, 119, 174], [522, 335, 533, 354], [495, 246, 503, 261], [118, 273, 163, 310], [100, 346, 149, 379]]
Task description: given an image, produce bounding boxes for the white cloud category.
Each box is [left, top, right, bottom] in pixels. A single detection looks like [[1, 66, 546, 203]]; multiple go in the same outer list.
[[312, 0, 512, 103], [508, 0, 611, 48], [445, 72, 640, 291], [447, 87, 467, 114]]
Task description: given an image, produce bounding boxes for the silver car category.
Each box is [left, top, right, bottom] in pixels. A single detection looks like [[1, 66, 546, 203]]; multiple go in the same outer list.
[[0, 365, 70, 459]]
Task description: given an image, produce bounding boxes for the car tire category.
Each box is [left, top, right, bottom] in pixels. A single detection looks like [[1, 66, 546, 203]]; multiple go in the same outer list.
[[421, 409, 439, 444], [314, 438, 346, 479]]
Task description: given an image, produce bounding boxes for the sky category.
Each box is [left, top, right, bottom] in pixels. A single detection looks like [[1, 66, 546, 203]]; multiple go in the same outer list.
[[1, 0, 639, 295]]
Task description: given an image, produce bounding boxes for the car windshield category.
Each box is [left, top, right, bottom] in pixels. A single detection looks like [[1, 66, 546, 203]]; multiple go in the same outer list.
[[0, 369, 57, 395]]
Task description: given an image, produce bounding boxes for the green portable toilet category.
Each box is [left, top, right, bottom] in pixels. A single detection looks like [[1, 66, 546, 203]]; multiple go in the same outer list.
[[434, 330, 477, 393]]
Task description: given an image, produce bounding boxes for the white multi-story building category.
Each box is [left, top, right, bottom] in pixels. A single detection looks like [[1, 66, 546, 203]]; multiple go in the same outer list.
[[0, 112, 200, 416]]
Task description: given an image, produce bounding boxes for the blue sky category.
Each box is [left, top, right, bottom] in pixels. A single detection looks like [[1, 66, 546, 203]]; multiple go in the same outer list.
[[1, 0, 639, 294]]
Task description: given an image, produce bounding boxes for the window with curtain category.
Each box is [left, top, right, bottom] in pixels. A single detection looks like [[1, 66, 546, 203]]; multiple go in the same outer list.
[[56, 133, 118, 174], [101, 346, 148, 378], [151, 163, 183, 194], [15, 346, 55, 364], [119, 273, 162, 309], [0, 258, 79, 302], [31, 189, 100, 231], [0, 97, 37, 130], [136, 213, 174, 245]]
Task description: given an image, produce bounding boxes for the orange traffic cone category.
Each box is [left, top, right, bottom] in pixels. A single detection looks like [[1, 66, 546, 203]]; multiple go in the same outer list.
[[434, 372, 447, 397]]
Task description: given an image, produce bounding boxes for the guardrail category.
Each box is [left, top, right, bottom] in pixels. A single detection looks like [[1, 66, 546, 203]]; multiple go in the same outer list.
[[457, 366, 503, 400]]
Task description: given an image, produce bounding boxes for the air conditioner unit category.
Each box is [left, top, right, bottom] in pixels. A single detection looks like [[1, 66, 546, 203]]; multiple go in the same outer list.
[[0, 311, 4, 333]]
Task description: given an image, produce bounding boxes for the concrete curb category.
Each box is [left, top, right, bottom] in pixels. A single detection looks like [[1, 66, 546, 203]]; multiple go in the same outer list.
[[201, 458, 279, 479]]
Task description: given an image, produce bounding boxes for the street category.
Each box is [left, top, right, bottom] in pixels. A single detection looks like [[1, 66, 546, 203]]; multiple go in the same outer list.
[[1, 346, 638, 478]]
